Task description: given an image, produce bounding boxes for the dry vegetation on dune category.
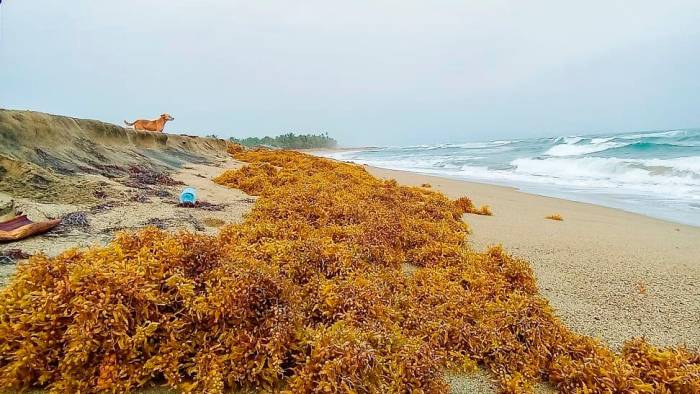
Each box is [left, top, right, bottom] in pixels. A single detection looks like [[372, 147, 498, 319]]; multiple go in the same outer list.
[[1, 148, 698, 393]]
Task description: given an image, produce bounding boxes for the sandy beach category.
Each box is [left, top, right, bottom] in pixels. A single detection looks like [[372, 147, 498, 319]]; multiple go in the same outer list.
[[2, 109, 698, 392], [5, 2, 700, 391], [366, 166, 700, 352]]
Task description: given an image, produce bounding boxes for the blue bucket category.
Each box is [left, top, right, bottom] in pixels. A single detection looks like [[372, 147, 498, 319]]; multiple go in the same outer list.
[[179, 187, 197, 205]]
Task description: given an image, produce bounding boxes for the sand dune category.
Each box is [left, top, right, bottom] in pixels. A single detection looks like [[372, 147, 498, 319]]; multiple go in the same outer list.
[[0, 110, 254, 286], [0, 109, 230, 204]]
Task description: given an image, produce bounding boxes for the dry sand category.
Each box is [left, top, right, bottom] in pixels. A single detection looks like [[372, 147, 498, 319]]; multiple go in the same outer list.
[[0, 109, 256, 286], [367, 166, 700, 352], [0, 158, 254, 286]]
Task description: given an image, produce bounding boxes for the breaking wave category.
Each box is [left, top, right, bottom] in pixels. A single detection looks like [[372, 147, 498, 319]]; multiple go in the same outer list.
[[319, 128, 700, 226]]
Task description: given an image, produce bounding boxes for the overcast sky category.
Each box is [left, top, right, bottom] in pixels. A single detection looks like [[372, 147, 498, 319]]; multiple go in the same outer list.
[[1, 1, 699, 146]]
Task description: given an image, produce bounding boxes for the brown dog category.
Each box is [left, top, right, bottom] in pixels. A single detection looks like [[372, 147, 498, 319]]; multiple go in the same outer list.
[[124, 113, 174, 132]]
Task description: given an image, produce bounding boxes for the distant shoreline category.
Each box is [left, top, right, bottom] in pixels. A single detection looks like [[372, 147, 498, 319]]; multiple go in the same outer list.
[[308, 144, 699, 229], [307, 144, 700, 228], [296, 146, 380, 154]]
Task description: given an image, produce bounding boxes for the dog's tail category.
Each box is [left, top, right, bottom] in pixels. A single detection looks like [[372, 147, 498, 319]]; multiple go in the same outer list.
[[124, 120, 135, 126]]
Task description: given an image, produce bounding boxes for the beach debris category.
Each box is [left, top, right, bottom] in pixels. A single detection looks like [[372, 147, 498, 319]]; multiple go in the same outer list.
[[129, 191, 150, 203], [89, 201, 117, 214], [638, 281, 647, 294], [454, 196, 493, 216], [176, 190, 225, 211], [177, 200, 225, 211], [179, 187, 197, 205], [0, 214, 62, 242], [50, 211, 90, 235], [154, 189, 172, 198], [421, 183, 432, 188], [545, 214, 564, 221], [126, 165, 182, 189], [93, 189, 108, 199], [61, 211, 90, 228], [0, 249, 31, 265], [400, 262, 419, 275], [144, 218, 170, 229]]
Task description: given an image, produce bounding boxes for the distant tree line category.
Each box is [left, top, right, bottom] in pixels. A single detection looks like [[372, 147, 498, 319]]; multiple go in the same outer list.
[[230, 132, 338, 149]]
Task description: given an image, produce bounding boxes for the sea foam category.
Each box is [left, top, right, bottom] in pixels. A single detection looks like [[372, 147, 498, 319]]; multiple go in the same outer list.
[[320, 129, 700, 225]]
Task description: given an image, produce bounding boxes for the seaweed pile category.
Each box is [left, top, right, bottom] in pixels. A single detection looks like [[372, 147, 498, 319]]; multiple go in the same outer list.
[[0, 149, 698, 393], [454, 196, 492, 216]]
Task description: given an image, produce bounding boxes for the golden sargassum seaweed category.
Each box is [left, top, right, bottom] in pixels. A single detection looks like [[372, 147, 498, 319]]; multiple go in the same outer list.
[[454, 196, 492, 216], [1, 149, 698, 393], [545, 214, 564, 221]]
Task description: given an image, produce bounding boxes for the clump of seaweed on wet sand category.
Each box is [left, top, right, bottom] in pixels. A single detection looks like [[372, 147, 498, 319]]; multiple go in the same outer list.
[[454, 196, 492, 216], [0, 149, 698, 393]]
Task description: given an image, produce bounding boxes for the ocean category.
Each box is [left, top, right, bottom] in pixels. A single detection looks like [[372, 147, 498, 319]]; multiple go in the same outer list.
[[320, 129, 700, 227]]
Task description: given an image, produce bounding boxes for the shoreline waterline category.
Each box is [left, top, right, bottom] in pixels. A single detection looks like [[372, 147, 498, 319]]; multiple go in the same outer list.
[[310, 128, 700, 228], [356, 163, 700, 228], [310, 147, 700, 228], [375, 162, 700, 228]]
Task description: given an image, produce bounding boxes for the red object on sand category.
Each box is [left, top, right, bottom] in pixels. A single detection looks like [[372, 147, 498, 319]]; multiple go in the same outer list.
[[0, 214, 61, 242], [0, 215, 34, 231]]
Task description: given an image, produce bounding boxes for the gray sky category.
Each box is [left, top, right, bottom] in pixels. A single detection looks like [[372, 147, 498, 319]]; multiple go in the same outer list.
[[1, 1, 699, 146]]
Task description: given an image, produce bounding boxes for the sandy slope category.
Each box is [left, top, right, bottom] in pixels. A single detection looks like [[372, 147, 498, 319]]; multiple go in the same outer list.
[[0, 109, 231, 205], [0, 109, 254, 286]]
